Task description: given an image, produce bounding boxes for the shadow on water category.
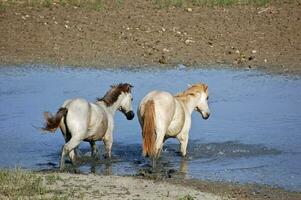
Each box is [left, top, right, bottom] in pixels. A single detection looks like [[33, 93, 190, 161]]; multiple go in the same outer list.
[[1, 65, 301, 191]]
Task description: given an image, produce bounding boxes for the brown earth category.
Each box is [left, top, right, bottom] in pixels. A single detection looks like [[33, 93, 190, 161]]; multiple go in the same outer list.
[[0, 0, 301, 74]]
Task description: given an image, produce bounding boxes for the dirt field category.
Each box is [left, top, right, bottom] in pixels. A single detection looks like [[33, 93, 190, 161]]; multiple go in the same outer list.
[[0, 0, 300, 74]]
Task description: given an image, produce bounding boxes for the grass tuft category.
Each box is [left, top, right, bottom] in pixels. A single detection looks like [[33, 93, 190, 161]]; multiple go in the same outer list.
[[178, 194, 195, 200], [0, 168, 47, 198], [0, 168, 68, 199]]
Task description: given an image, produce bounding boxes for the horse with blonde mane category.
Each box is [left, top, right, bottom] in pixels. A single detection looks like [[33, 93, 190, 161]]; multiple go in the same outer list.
[[42, 83, 134, 170], [138, 83, 210, 166]]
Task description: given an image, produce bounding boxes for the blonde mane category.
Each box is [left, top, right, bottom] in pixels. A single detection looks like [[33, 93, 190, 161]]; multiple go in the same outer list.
[[175, 83, 208, 102]]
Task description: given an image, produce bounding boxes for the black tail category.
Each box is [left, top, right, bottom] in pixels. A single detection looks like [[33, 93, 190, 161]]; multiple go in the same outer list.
[[42, 107, 68, 133]]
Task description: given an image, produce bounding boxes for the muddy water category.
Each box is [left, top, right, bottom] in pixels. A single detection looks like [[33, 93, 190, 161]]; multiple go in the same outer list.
[[0, 65, 300, 191]]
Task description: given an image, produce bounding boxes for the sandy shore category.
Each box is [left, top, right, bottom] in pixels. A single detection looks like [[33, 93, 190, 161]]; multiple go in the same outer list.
[[1, 169, 300, 200], [45, 173, 222, 200]]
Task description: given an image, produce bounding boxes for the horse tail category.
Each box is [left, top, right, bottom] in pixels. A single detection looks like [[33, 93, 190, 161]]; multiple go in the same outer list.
[[142, 100, 156, 158], [42, 107, 68, 133]]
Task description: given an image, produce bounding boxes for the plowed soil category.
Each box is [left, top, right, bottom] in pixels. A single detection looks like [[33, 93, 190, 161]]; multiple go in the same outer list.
[[0, 1, 300, 73]]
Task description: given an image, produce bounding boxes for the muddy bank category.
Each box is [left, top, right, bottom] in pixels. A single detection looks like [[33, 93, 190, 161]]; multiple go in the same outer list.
[[0, 1, 301, 74]]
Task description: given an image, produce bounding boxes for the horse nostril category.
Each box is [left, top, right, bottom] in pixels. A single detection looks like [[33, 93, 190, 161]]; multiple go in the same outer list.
[[126, 111, 135, 120], [205, 113, 210, 119], [202, 112, 210, 120]]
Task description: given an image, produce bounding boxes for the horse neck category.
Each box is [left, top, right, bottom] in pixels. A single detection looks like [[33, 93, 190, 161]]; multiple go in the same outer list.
[[176, 95, 198, 114], [105, 96, 124, 116]]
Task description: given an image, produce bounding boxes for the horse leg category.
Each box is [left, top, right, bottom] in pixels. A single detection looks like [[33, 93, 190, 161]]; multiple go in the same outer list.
[[63, 138, 79, 164], [103, 132, 113, 160], [60, 122, 79, 163], [151, 129, 165, 169], [60, 137, 81, 171], [89, 141, 98, 159], [177, 131, 189, 157], [152, 157, 157, 169]]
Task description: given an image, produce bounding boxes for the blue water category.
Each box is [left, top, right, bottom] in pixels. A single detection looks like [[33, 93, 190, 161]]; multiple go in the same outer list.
[[0, 65, 300, 191]]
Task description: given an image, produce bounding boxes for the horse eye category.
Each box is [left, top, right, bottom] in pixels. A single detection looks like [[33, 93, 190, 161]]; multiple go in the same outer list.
[[131, 98, 133, 101], [207, 96, 209, 100]]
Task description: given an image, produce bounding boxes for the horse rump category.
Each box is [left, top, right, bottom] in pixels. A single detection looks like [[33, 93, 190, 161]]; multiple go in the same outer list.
[[42, 107, 68, 132]]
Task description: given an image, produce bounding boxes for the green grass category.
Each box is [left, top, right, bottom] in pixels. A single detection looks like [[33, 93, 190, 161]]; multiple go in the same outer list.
[[154, 0, 184, 8], [0, 1, 6, 12], [45, 173, 63, 185], [0, 168, 46, 198], [0, 168, 68, 199], [178, 194, 195, 200]]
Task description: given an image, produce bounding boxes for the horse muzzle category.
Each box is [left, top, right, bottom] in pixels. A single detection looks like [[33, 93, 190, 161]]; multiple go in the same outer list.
[[196, 107, 210, 120], [125, 111, 135, 120], [202, 112, 210, 120]]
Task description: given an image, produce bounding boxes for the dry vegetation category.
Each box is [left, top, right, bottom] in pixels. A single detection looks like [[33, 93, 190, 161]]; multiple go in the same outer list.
[[0, 169, 68, 199]]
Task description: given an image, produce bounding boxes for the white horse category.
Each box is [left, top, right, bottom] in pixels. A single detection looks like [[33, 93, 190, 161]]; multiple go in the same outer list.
[[138, 83, 210, 165], [42, 83, 134, 170]]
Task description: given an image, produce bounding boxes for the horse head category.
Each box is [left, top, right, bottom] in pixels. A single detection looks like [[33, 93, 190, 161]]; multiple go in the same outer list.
[[117, 83, 135, 120], [193, 83, 210, 120]]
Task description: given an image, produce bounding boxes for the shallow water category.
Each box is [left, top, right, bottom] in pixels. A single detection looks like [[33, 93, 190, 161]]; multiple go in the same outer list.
[[0, 65, 301, 191]]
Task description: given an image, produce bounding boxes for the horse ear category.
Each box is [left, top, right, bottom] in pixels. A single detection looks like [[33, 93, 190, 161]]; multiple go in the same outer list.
[[204, 84, 208, 92], [187, 92, 196, 97], [125, 83, 133, 92], [187, 83, 192, 87]]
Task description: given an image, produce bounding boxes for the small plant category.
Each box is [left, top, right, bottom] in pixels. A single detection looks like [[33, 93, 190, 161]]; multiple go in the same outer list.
[[178, 194, 195, 200], [115, 0, 124, 8], [174, 0, 184, 7], [43, 0, 52, 7], [0, 168, 47, 197], [94, 0, 104, 11], [59, 0, 68, 6], [153, 0, 185, 8], [0, 169, 68, 199], [0, 2, 6, 12], [45, 174, 63, 184]]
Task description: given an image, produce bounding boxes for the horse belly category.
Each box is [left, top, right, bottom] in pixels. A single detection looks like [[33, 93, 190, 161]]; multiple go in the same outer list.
[[85, 106, 109, 141], [166, 101, 185, 137], [167, 118, 184, 137], [86, 126, 106, 141]]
